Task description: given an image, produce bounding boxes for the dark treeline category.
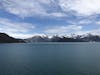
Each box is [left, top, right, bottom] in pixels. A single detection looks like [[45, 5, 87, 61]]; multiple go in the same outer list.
[[0, 33, 100, 43]]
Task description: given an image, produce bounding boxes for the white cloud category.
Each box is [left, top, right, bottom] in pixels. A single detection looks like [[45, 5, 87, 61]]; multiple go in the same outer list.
[[96, 21, 100, 25], [1, 0, 100, 18], [78, 20, 92, 25], [44, 24, 100, 36], [45, 25, 82, 35], [0, 0, 100, 38], [9, 33, 45, 39], [1, 0, 66, 18], [0, 18, 35, 38], [49, 12, 66, 17], [82, 28, 100, 35], [59, 0, 100, 16], [68, 19, 93, 25], [1, 0, 46, 18]]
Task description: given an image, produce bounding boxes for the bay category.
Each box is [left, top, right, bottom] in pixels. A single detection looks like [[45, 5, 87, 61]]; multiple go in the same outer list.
[[0, 43, 100, 75]]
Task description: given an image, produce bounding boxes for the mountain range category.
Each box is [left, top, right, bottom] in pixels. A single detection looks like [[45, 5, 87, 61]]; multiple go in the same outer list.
[[0, 33, 100, 43]]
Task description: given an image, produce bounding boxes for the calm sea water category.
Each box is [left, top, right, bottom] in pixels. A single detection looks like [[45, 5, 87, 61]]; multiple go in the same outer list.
[[0, 43, 100, 75]]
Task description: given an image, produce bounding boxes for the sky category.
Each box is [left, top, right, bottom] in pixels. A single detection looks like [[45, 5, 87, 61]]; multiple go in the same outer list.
[[0, 0, 100, 38]]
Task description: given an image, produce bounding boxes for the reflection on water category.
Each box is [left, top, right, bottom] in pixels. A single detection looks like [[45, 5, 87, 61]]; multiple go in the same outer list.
[[0, 43, 100, 75]]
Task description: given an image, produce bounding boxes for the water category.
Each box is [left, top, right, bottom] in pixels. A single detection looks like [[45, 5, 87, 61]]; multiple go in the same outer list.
[[0, 43, 100, 75]]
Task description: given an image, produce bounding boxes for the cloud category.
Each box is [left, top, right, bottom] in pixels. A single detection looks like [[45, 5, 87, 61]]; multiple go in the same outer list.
[[0, 0, 100, 38], [9, 33, 45, 39], [59, 0, 100, 16], [69, 29, 100, 36], [1, 0, 66, 18], [80, 28, 100, 35], [95, 21, 100, 25], [1, 0, 46, 17], [78, 20, 92, 25], [0, 18, 35, 38], [68, 19, 93, 25], [1, 0, 100, 18], [44, 25, 82, 35], [44, 23, 100, 36]]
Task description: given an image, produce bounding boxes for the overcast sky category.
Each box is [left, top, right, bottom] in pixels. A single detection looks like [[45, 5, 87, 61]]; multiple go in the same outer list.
[[0, 0, 100, 38]]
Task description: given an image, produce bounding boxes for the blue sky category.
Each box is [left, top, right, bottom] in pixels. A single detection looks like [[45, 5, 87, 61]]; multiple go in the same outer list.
[[0, 0, 100, 38]]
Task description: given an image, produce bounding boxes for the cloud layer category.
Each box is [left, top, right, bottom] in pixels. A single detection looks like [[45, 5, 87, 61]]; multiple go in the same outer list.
[[59, 0, 100, 16], [1, 0, 100, 18], [45, 25, 82, 34], [1, 0, 66, 18], [0, 18, 35, 38], [0, 0, 100, 38]]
